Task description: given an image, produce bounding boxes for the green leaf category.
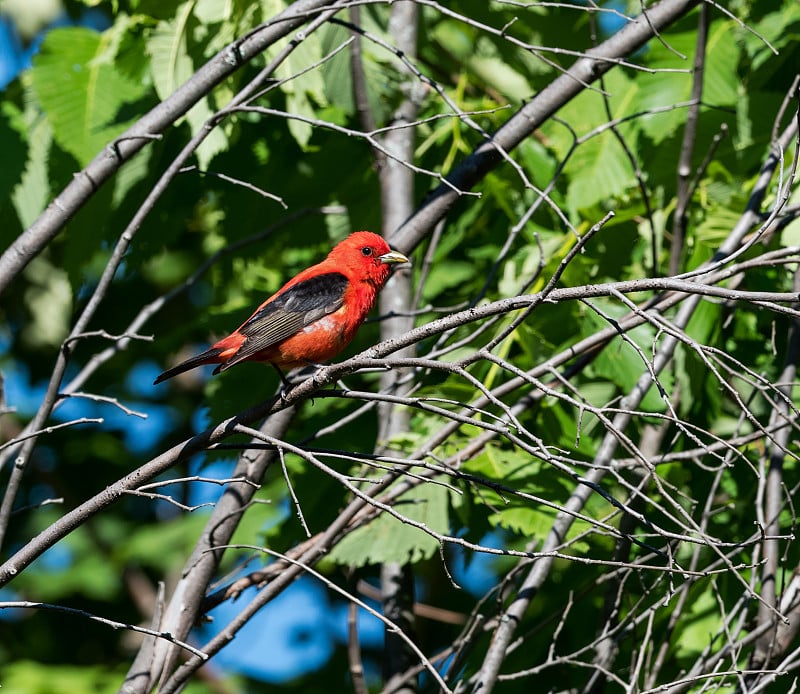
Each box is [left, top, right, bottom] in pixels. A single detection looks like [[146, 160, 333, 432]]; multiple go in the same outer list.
[[0, 102, 28, 207], [695, 205, 745, 247], [685, 294, 722, 346], [30, 27, 147, 166], [329, 481, 450, 567], [431, 19, 477, 61], [469, 54, 531, 102], [674, 590, 721, 660], [488, 504, 556, 537], [147, 2, 196, 100], [119, 514, 209, 568], [1, 662, 123, 694], [193, 0, 230, 24], [274, 28, 329, 148], [421, 260, 476, 302], [743, 5, 800, 71], [111, 145, 154, 207], [635, 31, 695, 144], [464, 444, 544, 482], [703, 21, 741, 106], [566, 133, 635, 213], [542, 70, 638, 211], [320, 23, 354, 114], [11, 110, 52, 229], [147, 1, 228, 166], [20, 257, 72, 348]]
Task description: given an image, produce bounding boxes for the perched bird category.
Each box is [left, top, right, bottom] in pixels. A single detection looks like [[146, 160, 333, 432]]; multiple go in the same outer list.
[[153, 231, 409, 385]]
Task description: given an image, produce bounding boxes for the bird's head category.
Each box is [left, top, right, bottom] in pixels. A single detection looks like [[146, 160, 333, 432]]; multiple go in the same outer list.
[[329, 231, 410, 286]]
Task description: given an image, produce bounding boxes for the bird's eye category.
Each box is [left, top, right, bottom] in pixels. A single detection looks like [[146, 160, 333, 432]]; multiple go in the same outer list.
[[361, 247, 373, 257]]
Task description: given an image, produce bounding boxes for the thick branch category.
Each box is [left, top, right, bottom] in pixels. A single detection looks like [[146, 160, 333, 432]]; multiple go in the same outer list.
[[376, 2, 421, 690], [121, 407, 296, 693]]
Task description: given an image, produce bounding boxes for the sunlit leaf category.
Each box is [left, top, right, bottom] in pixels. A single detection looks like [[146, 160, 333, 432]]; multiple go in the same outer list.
[[147, 1, 228, 166], [30, 27, 147, 166], [329, 482, 450, 567]]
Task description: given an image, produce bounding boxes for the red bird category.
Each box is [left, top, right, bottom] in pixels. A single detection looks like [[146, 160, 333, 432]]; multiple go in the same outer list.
[[154, 231, 409, 385]]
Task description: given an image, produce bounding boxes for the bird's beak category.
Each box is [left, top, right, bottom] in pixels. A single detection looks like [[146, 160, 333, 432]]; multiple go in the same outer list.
[[379, 249, 410, 265]]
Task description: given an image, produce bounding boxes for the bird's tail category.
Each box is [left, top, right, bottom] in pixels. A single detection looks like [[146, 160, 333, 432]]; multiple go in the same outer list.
[[153, 347, 224, 385]]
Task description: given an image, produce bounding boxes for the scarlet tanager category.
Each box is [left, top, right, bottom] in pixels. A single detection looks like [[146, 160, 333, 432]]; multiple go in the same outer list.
[[153, 231, 409, 385]]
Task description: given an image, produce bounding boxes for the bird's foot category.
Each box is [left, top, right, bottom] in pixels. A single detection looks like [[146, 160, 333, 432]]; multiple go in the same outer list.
[[271, 364, 297, 403]]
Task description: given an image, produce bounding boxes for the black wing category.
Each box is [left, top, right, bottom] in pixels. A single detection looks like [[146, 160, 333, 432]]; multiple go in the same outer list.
[[220, 271, 349, 369]]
